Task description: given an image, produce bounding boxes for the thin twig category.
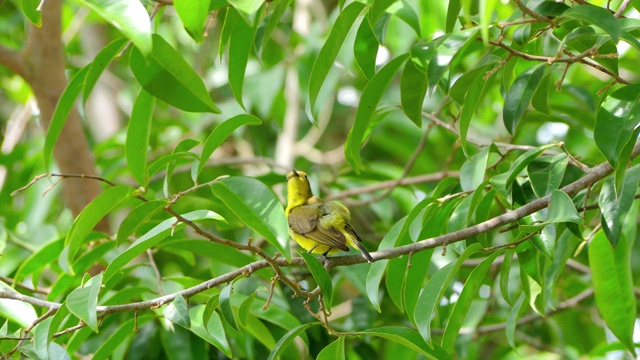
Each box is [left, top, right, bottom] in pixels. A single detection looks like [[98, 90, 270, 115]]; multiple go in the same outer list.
[[2, 306, 57, 359], [614, 0, 632, 18], [146, 249, 164, 296]]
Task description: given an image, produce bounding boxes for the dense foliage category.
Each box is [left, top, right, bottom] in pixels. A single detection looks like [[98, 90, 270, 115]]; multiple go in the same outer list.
[[1, 0, 639, 358]]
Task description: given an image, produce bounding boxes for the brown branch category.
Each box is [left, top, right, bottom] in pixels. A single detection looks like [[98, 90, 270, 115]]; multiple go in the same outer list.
[[344, 125, 433, 206], [614, 0, 633, 17], [323, 141, 640, 267], [488, 40, 629, 85], [325, 172, 456, 201], [2, 307, 57, 359], [512, 0, 551, 23]]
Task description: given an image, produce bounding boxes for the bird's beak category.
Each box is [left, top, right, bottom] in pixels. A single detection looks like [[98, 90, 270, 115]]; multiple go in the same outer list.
[[292, 169, 299, 177]]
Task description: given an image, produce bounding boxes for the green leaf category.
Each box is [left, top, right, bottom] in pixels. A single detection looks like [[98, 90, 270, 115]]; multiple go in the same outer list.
[[174, 0, 211, 43], [202, 294, 220, 334], [164, 293, 191, 329], [361, 326, 453, 360], [562, 5, 621, 43], [228, 0, 263, 15], [460, 146, 490, 191], [20, 0, 41, 26], [220, 283, 239, 331], [309, 1, 367, 117], [66, 273, 102, 333], [300, 251, 334, 313], [147, 151, 199, 178], [93, 314, 154, 360], [116, 200, 168, 246], [104, 210, 223, 281], [459, 67, 491, 156], [506, 293, 527, 349], [505, 144, 556, 189], [527, 154, 568, 198], [13, 238, 63, 285], [446, 0, 461, 33], [317, 336, 346, 360], [594, 84, 640, 174], [355, 13, 379, 80], [370, 0, 395, 25], [228, 7, 257, 109], [268, 323, 319, 360], [130, 34, 220, 113], [0, 284, 37, 328], [33, 318, 54, 359], [198, 114, 262, 180], [190, 305, 233, 357], [366, 218, 406, 311], [44, 66, 90, 171], [500, 249, 515, 305], [503, 64, 546, 134], [79, 0, 152, 56], [599, 165, 640, 247], [346, 54, 409, 171], [210, 177, 289, 258], [531, 73, 552, 114], [237, 292, 257, 328], [414, 243, 482, 344], [400, 59, 427, 127], [126, 89, 155, 186], [589, 231, 636, 353], [479, 0, 498, 44], [546, 190, 582, 224], [82, 38, 129, 105], [387, 1, 421, 37], [441, 250, 504, 352], [60, 186, 134, 274]]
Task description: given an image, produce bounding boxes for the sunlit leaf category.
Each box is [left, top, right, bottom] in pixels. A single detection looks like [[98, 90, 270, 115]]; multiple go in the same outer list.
[[317, 336, 346, 360], [211, 177, 289, 258], [164, 293, 191, 329], [546, 190, 582, 225], [79, 0, 152, 55], [198, 114, 262, 180], [66, 273, 102, 332], [61, 186, 134, 274], [361, 326, 453, 360], [174, 0, 211, 43], [104, 210, 223, 281], [562, 5, 620, 43]]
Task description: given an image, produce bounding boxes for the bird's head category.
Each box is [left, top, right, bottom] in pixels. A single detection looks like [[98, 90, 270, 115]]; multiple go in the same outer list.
[[286, 169, 313, 206]]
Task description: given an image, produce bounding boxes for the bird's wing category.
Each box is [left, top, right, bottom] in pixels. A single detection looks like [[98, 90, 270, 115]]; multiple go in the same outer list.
[[288, 205, 349, 251]]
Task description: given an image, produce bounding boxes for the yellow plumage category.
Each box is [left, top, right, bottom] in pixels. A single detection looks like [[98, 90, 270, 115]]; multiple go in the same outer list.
[[285, 170, 373, 263]]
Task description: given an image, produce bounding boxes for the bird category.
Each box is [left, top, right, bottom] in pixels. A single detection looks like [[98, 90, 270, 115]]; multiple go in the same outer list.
[[285, 169, 374, 263]]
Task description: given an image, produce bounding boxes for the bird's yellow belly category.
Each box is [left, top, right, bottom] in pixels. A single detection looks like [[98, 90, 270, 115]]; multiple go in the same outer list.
[[290, 231, 348, 255]]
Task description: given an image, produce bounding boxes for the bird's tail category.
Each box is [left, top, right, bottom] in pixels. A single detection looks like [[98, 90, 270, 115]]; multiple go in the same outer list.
[[354, 240, 374, 263]]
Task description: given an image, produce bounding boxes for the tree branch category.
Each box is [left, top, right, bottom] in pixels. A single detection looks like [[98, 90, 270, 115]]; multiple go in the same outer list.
[[0, 45, 24, 76]]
